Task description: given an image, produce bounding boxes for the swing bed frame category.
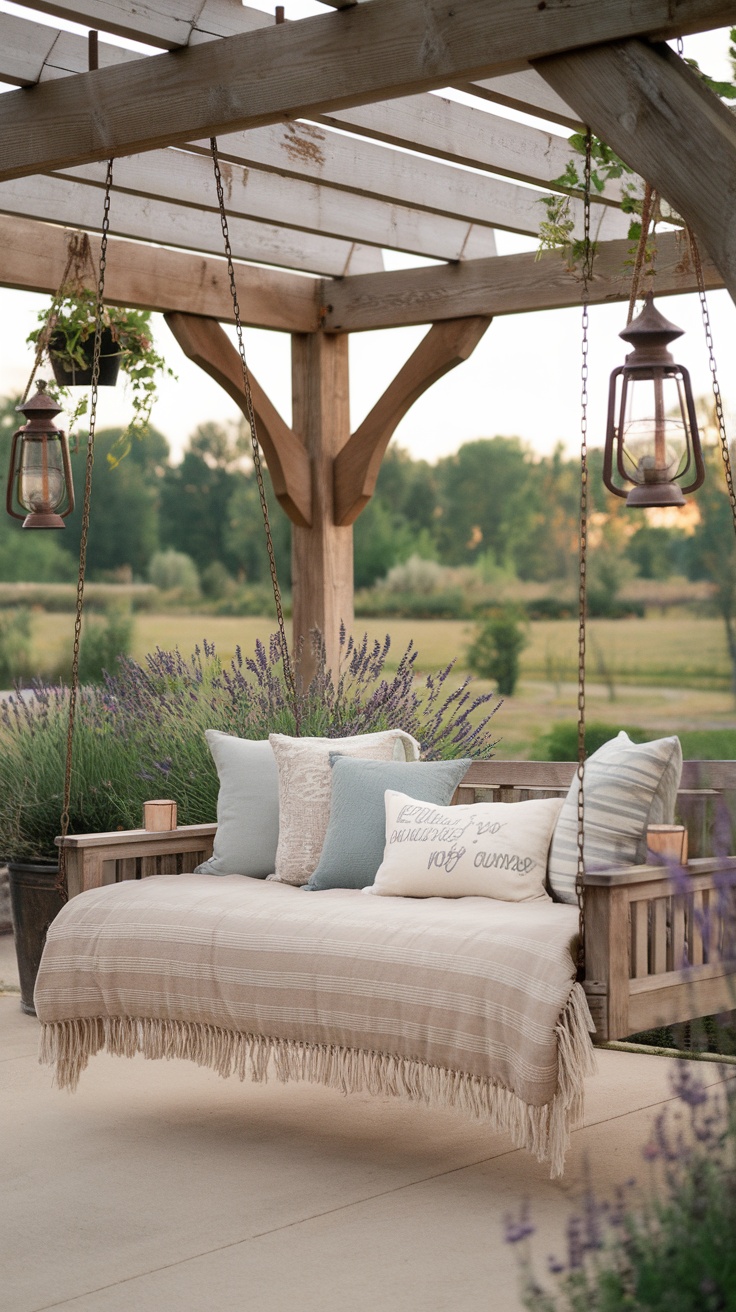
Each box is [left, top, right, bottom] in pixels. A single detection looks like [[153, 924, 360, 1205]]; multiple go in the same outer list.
[[57, 757, 736, 1046]]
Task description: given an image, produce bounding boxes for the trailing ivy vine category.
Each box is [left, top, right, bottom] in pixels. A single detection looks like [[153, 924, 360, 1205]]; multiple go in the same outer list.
[[537, 31, 736, 267]]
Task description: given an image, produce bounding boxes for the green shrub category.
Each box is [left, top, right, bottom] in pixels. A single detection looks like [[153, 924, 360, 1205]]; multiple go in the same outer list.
[[0, 608, 32, 688], [355, 588, 468, 620], [524, 596, 577, 620], [200, 560, 233, 600], [148, 549, 200, 595], [538, 722, 736, 762], [77, 608, 134, 685], [466, 608, 528, 696]]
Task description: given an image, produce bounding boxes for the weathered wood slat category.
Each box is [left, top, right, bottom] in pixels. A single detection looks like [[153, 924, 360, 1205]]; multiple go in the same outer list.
[[320, 95, 625, 202], [670, 899, 686, 974], [18, 0, 266, 51], [631, 902, 649, 979], [0, 1, 732, 182], [651, 899, 668, 976], [689, 891, 705, 967], [201, 124, 617, 241], [0, 174, 382, 279], [0, 215, 319, 331], [461, 69, 583, 130], [55, 151, 499, 264]]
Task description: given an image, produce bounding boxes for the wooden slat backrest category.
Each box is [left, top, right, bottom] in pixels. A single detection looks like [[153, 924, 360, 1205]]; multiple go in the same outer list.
[[453, 759, 736, 861]]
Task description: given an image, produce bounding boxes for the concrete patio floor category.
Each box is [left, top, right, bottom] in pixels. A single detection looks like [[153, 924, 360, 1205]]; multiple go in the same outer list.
[[2, 937, 734, 1312]]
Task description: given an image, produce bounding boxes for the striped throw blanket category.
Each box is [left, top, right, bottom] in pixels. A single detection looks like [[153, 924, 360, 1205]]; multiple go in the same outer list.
[[35, 874, 596, 1176]]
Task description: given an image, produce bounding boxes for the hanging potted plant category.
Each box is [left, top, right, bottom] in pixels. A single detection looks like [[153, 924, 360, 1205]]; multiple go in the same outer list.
[[27, 287, 174, 464]]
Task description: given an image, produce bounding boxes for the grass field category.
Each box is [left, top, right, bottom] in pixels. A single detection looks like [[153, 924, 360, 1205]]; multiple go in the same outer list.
[[20, 609, 736, 759]]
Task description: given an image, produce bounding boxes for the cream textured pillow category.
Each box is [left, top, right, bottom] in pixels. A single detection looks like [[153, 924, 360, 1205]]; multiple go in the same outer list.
[[368, 790, 563, 901], [270, 730, 420, 885]]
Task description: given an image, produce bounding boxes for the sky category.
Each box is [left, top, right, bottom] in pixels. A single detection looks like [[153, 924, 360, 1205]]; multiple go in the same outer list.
[[0, 5, 734, 466]]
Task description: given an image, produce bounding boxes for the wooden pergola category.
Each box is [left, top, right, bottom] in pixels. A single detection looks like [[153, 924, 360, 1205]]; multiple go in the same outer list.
[[1, 0, 735, 676]]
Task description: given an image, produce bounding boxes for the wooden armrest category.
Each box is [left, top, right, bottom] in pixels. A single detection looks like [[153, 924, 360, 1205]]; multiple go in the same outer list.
[[56, 823, 217, 851], [583, 855, 736, 889], [56, 824, 217, 898]]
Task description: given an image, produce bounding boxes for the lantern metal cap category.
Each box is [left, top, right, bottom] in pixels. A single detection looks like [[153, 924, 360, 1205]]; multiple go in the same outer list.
[[619, 292, 684, 365]]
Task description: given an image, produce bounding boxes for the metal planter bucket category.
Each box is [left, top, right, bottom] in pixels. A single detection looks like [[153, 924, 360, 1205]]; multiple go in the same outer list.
[[7, 862, 65, 1016]]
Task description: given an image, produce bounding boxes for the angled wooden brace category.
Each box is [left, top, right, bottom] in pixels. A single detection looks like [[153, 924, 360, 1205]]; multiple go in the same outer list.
[[535, 39, 736, 302], [333, 315, 491, 526], [164, 311, 312, 527]]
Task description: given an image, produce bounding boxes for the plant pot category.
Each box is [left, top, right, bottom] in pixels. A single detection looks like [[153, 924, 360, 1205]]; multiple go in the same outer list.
[[7, 862, 65, 1016], [49, 328, 122, 387]]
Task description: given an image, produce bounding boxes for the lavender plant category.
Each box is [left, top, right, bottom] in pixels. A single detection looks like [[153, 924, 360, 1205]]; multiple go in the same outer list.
[[0, 629, 500, 862], [507, 1068, 736, 1311]]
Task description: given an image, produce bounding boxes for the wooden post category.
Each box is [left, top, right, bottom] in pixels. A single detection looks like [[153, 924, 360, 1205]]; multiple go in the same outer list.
[[291, 331, 354, 684]]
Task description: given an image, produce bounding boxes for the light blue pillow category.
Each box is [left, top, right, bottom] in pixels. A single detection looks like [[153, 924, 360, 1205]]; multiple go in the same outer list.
[[194, 731, 279, 878], [304, 755, 471, 891]]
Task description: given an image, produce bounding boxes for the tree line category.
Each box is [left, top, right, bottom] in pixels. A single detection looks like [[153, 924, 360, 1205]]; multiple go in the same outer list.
[[0, 394, 732, 602]]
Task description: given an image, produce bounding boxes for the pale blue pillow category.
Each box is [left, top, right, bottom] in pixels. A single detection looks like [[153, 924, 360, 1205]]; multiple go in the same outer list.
[[304, 755, 471, 891], [194, 732, 279, 878]]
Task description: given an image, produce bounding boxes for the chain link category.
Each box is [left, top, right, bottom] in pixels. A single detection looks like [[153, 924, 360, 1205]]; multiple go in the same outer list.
[[56, 161, 114, 901], [689, 228, 736, 536], [210, 138, 300, 734], [575, 131, 593, 977]]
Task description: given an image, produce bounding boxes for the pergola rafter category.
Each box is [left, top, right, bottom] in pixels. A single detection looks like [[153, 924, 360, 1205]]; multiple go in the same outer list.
[[0, 0, 735, 674]]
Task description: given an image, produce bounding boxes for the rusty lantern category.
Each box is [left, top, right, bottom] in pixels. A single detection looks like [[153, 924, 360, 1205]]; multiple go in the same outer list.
[[6, 380, 75, 529], [603, 292, 705, 508]]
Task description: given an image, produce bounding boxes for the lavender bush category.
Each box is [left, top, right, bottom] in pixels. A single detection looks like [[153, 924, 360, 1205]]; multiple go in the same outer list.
[[507, 1067, 736, 1311], [0, 629, 500, 862]]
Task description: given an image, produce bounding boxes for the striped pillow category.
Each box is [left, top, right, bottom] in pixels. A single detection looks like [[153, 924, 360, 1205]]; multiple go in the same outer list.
[[548, 732, 683, 904]]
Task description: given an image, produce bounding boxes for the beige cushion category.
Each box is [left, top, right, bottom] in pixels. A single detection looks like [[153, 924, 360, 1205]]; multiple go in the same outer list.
[[270, 730, 420, 885], [368, 790, 564, 901]]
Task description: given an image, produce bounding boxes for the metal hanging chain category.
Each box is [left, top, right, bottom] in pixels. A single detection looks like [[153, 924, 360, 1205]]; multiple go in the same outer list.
[[210, 137, 300, 734], [575, 130, 594, 976], [688, 228, 736, 538], [20, 231, 97, 407], [56, 161, 114, 901]]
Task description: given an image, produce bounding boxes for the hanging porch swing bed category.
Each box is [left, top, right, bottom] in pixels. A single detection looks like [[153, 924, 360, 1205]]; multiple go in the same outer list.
[[19, 127, 736, 1178], [33, 736, 736, 1179]]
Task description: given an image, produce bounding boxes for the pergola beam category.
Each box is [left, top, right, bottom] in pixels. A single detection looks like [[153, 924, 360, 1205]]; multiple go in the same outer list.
[[322, 230, 723, 333], [0, 0, 733, 182], [165, 313, 312, 528], [0, 214, 320, 332], [536, 40, 736, 303], [333, 316, 491, 526]]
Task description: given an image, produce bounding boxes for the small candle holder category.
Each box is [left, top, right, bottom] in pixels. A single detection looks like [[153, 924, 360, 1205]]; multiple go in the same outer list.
[[646, 824, 688, 865], [143, 799, 177, 832]]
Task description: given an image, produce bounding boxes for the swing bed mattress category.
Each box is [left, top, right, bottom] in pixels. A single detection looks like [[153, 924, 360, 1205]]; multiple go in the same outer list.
[[34, 873, 596, 1177]]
